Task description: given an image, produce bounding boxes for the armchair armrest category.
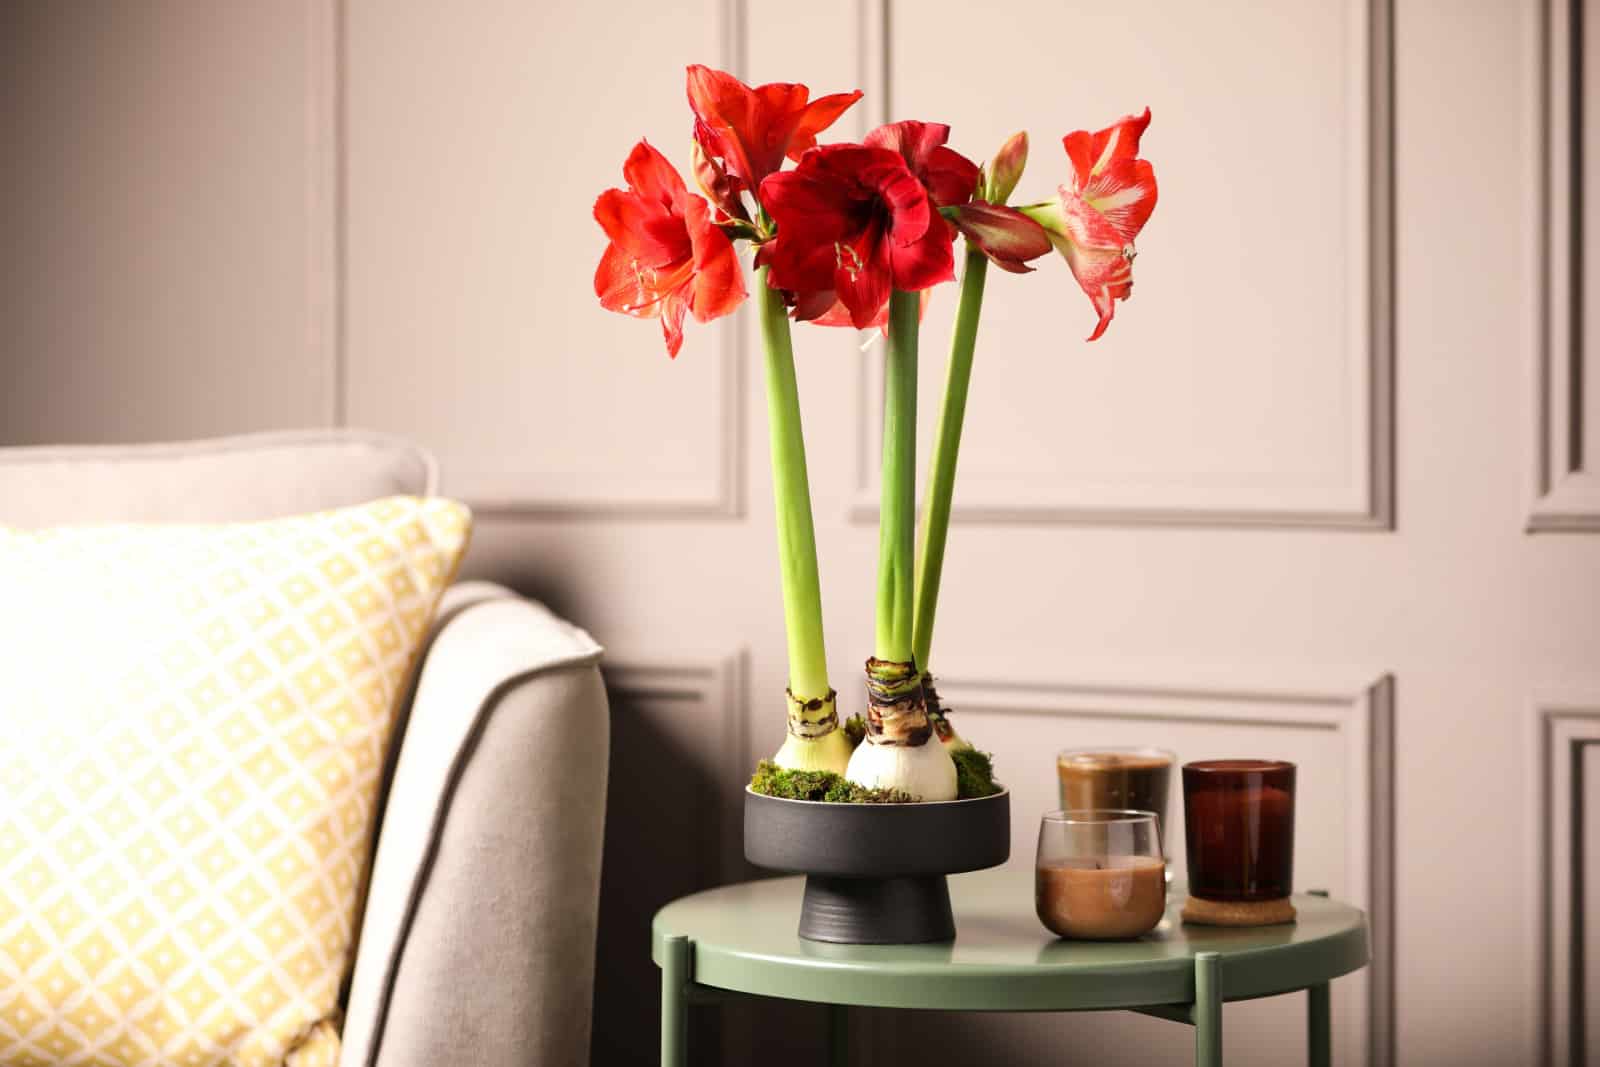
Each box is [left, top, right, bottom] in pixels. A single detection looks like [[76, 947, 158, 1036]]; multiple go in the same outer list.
[[341, 582, 608, 1067]]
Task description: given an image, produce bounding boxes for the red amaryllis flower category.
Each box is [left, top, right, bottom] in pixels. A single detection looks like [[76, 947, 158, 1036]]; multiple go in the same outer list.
[[782, 122, 978, 329], [759, 144, 955, 330], [1023, 108, 1158, 340], [593, 140, 746, 358], [686, 65, 862, 205]]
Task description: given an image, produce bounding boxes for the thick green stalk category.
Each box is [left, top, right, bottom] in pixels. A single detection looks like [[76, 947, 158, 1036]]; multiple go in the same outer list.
[[876, 290, 921, 662], [757, 267, 830, 700], [912, 249, 989, 671]]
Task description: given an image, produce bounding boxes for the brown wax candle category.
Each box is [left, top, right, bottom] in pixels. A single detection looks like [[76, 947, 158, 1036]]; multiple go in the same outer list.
[[1057, 750, 1173, 826], [1182, 760, 1295, 903], [1035, 856, 1167, 940]]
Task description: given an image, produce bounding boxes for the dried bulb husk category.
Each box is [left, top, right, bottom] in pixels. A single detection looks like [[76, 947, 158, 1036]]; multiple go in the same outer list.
[[923, 673, 972, 751], [845, 659, 956, 801], [772, 688, 852, 774]]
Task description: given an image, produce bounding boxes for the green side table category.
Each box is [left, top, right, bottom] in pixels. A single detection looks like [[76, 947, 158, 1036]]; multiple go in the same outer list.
[[652, 867, 1368, 1067]]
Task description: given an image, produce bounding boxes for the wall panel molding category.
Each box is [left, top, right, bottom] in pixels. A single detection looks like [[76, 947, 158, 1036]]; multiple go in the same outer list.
[[604, 651, 751, 878], [850, 0, 1394, 530], [935, 672, 1396, 1067], [595, 651, 749, 1065], [1533, 701, 1600, 1067], [1532, 0, 1600, 531]]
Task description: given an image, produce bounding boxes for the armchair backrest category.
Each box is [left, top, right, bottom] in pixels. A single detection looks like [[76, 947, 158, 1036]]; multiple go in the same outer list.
[[0, 429, 437, 526]]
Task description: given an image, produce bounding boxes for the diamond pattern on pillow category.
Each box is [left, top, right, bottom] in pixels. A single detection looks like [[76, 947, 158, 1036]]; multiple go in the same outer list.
[[0, 497, 470, 1066]]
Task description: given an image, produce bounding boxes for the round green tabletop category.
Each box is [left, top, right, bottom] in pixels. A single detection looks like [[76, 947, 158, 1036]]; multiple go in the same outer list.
[[651, 866, 1369, 1013]]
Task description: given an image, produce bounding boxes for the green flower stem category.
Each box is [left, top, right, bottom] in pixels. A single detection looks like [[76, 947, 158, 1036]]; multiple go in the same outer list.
[[877, 289, 921, 663], [912, 249, 989, 671], [757, 267, 830, 701]]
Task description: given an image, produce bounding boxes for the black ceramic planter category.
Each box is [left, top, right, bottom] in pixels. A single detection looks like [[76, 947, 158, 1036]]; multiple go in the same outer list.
[[744, 787, 1010, 944]]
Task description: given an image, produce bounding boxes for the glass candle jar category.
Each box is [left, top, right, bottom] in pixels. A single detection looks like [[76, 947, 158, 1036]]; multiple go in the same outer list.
[[1035, 809, 1166, 940], [1182, 760, 1296, 902], [1056, 747, 1175, 829]]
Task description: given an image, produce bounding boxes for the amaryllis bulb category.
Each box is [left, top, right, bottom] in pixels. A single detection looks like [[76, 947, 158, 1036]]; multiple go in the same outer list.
[[846, 736, 957, 801], [772, 726, 852, 774]]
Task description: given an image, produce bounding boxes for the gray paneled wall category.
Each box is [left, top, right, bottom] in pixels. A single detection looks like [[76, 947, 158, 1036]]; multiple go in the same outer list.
[[4, 1, 1600, 1065]]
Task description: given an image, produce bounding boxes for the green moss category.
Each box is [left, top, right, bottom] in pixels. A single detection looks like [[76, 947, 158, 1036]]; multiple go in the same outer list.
[[952, 747, 1002, 799], [749, 760, 913, 804], [842, 714, 866, 750]]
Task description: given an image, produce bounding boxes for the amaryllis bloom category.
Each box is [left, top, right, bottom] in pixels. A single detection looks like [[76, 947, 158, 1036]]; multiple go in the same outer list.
[[1023, 108, 1158, 341], [686, 65, 862, 203], [759, 144, 955, 329], [785, 122, 980, 328], [593, 140, 745, 358]]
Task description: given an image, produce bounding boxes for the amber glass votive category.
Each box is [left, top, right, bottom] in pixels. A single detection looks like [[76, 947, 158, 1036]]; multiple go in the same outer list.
[[1182, 760, 1296, 902], [1057, 747, 1175, 829], [1035, 810, 1166, 940]]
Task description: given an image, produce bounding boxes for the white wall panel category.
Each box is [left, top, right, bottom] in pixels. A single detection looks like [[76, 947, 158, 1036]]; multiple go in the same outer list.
[[1533, 0, 1600, 530], [1536, 703, 1600, 1067], [851, 0, 1393, 528], [343, 0, 744, 516]]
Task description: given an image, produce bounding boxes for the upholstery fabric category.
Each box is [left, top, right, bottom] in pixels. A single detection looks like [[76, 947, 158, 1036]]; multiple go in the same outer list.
[[0, 432, 436, 528], [340, 587, 607, 1067], [0, 431, 612, 1066], [0, 497, 471, 1065]]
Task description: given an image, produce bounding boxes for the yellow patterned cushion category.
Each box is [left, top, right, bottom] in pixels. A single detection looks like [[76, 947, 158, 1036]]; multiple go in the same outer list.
[[0, 496, 471, 1066]]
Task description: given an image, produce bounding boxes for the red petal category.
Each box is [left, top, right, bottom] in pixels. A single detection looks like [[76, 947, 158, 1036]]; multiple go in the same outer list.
[[787, 90, 865, 160], [871, 161, 933, 247], [595, 242, 649, 316], [835, 223, 893, 329], [659, 287, 690, 358], [1080, 157, 1157, 243], [791, 288, 844, 323], [688, 65, 862, 188], [592, 189, 691, 268], [888, 224, 955, 291], [684, 197, 746, 323], [687, 66, 761, 185], [622, 140, 688, 212], [921, 145, 981, 208], [865, 120, 951, 164], [1063, 108, 1152, 189], [865, 121, 980, 208], [1054, 188, 1136, 341]]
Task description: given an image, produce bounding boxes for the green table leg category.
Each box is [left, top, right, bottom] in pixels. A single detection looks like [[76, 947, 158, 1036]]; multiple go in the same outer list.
[[660, 935, 690, 1067], [1308, 982, 1330, 1067], [828, 1003, 848, 1067], [1194, 951, 1222, 1067]]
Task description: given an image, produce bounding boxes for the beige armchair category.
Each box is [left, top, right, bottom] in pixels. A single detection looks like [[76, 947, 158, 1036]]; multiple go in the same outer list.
[[0, 430, 610, 1067]]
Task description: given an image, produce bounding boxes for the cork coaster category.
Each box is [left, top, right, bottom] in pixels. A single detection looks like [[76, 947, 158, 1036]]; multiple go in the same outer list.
[[1182, 895, 1296, 927]]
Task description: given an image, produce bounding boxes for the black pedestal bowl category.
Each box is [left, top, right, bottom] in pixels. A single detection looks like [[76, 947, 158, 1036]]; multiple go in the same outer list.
[[744, 787, 1011, 944]]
